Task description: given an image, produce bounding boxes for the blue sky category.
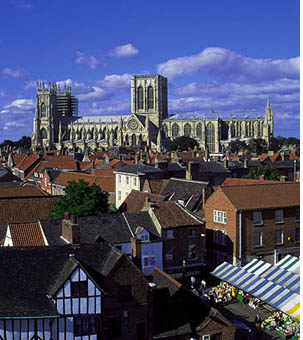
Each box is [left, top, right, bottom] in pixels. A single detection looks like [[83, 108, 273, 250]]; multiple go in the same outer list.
[[0, 0, 299, 142]]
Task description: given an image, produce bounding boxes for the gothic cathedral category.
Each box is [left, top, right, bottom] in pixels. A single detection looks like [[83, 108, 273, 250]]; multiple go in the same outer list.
[[31, 75, 274, 153]]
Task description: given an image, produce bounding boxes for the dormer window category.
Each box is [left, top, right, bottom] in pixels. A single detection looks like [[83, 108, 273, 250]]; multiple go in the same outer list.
[[71, 281, 88, 297]]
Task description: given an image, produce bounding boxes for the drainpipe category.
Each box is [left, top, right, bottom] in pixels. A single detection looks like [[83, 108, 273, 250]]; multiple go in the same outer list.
[[239, 210, 242, 266], [294, 160, 296, 182]]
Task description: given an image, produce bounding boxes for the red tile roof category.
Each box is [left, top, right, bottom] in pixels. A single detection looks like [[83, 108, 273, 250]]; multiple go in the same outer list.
[[8, 222, 46, 246], [220, 182, 300, 210], [53, 171, 115, 193], [15, 154, 39, 172], [222, 178, 280, 186], [0, 185, 49, 198], [119, 190, 167, 212], [0, 197, 57, 224], [152, 202, 203, 228]]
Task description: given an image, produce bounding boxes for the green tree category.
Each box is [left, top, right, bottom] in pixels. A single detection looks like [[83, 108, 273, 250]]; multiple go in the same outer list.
[[229, 140, 247, 154], [50, 179, 110, 218], [166, 136, 199, 151], [244, 165, 280, 181], [269, 136, 286, 152], [16, 136, 31, 149], [247, 138, 268, 155]]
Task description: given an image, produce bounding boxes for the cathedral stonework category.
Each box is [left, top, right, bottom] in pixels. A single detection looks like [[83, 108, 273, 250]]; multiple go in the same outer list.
[[31, 75, 274, 153]]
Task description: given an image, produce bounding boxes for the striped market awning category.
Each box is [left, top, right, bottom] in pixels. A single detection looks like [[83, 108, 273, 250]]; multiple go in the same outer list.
[[211, 262, 300, 320], [276, 255, 300, 273], [243, 259, 300, 294]]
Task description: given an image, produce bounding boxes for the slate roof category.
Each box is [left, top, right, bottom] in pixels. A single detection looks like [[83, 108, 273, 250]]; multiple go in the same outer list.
[[199, 162, 230, 173], [46, 169, 62, 182], [0, 196, 57, 224], [220, 182, 300, 210], [8, 222, 47, 246], [116, 164, 163, 175], [151, 202, 203, 228], [0, 185, 48, 198], [0, 244, 122, 317], [160, 178, 208, 211], [124, 212, 161, 238], [269, 160, 300, 169], [40, 214, 133, 245]]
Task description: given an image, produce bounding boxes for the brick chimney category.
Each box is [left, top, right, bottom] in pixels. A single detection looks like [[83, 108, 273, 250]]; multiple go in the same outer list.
[[131, 237, 142, 270], [186, 161, 200, 180], [61, 212, 80, 244]]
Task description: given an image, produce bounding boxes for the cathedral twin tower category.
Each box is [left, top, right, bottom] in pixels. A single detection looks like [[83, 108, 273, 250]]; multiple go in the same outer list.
[[31, 74, 273, 153]]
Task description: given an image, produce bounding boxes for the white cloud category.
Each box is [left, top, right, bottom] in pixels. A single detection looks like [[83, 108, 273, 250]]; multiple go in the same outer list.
[[157, 47, 299, 81], [2, 67, 27, 79], [74, 51, 101, 69], [109, 43, 139, 58], [86, 100, 130, 115], [3, 121, 25, 130], [1, 99, 35, 114]]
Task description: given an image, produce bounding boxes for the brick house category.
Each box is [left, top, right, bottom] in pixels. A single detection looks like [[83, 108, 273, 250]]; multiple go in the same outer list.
[[204, 182, 300, 268], [144, 201, 206, 284]]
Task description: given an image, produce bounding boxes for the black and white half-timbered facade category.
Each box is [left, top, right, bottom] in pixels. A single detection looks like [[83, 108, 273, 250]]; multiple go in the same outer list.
[[0, 244, 150, 340]]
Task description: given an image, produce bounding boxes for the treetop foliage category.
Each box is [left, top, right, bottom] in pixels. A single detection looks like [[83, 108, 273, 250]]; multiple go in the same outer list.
[[50, 179, 110, 218], [166, 136, 199, 151], [244, 165, 281, 181], [0, 136, 31, 149]]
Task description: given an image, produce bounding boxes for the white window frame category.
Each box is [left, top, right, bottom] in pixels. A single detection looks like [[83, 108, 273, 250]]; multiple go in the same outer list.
[[253, 211, 263, 225], [253, 231, 262, 248], [140, 234, 149, 242], [275, 209, 284, 224], [274, 229, 283, 245], [118, 175, 121, 184], [133, 177, 137, 186], [126, 176, 129, 185], [118, 191, 121, 201], [213, 210, 227, 224]]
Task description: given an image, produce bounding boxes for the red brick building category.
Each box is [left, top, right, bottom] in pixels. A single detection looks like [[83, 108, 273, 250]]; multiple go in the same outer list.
[[205, 182, 300, 268]]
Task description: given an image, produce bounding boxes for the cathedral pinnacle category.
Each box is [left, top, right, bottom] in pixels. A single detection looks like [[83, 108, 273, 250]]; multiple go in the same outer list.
[[267, 97, 271, 109]]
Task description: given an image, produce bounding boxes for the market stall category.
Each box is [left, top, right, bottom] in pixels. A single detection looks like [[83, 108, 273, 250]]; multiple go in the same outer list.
[[243, 259, 300, 294], [211, 262, 300, 321], [261, 311, 300, 339], [276, 255, 300, 274]]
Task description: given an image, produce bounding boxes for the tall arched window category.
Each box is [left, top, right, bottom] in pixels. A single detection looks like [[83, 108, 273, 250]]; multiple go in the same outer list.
[[184, 123, 191, 137], [41, 103, 46, 117], [147, 86, 154, 110], [206, 122, 215, 153], [172, 123, 179, 137], [162, 124, 168, 136], [131, 134, 136, 146], [196, 123, 202, 138], [41, 128, 47, 139], [138, 87, 144, 110]]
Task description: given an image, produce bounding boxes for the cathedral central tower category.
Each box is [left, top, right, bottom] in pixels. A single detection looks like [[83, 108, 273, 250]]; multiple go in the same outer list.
[[131, 74, 168, 128]]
